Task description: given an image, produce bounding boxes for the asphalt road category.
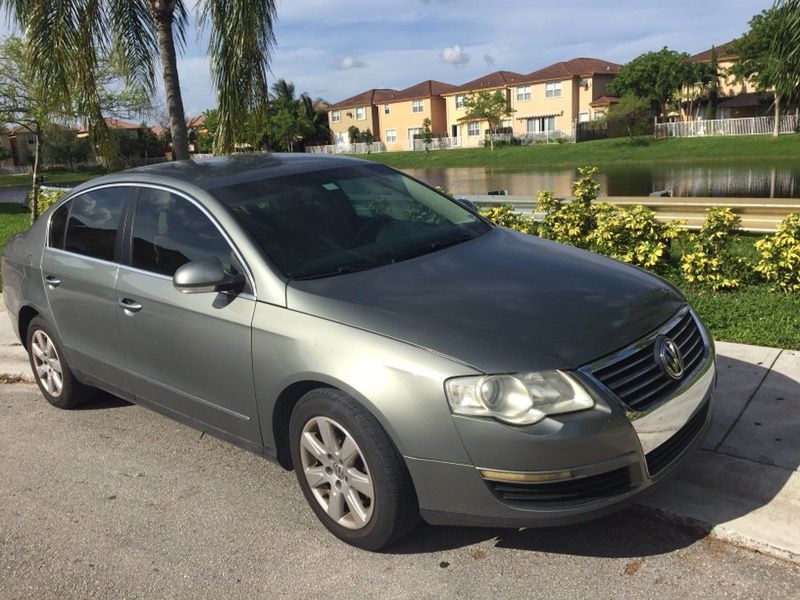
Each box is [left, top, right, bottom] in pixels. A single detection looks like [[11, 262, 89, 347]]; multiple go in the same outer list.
[[1, 383, 798, 600]]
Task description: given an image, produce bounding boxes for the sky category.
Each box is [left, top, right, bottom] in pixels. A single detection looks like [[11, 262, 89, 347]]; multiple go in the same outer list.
[[1, 0, 771, 118]]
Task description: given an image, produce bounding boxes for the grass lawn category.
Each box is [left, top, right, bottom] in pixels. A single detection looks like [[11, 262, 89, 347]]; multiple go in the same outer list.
[[0, 166, 105, 189], [359, 134, 800, 170], [0, 202, 797, 349]]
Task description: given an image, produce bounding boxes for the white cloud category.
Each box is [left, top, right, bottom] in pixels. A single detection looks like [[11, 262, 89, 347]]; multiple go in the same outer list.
[[441, 44, 470, 67], [333, 56, 367, 70]]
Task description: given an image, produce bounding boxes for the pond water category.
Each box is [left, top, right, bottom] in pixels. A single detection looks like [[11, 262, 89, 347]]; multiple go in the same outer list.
[[404, 163, 800, 198]]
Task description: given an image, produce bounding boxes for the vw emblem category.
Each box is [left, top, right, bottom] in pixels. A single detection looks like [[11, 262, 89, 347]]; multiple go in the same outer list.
[[657, 336, 684, 380]]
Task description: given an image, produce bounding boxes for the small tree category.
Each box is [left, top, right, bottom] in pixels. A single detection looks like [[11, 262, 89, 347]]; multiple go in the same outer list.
[[462, 90, 514, 151], [607, 95, 653, 138], [421, 117, 433, 152], [705, 46, 720, 120], [348, 125, 360, 144], [362, 128, 374, 153]]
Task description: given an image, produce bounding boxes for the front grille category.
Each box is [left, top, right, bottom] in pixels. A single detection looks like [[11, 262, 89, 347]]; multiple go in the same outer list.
[[589, 310, 706, 412], [646, 400, 710, 476], [488, 467, 632, 505]]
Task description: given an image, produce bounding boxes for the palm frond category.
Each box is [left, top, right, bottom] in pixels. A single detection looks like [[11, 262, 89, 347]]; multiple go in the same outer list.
[[199, 0, 277, 153]]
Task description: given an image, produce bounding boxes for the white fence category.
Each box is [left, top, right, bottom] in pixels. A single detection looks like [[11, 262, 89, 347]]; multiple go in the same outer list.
[[306, 142, 387, 155], [655, 115, 798, 139]]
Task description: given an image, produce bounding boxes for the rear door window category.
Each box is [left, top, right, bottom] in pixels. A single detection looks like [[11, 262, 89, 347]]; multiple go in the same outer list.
[[63, 189, 126, 261]]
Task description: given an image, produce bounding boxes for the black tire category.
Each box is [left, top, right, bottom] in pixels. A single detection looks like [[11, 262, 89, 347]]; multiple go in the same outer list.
[[26, 316, 96, 409], [289, 388, 419, 550]]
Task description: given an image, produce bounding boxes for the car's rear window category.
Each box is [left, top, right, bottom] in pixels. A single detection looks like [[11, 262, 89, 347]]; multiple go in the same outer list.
[[213, 164, 489, 279]]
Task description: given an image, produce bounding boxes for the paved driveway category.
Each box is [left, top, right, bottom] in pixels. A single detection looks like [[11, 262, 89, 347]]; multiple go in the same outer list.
[[1, 383, 798, 599]]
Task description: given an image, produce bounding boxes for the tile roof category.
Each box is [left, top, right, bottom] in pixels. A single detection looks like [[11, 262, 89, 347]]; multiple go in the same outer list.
[[186, 114, 207, 129], [687, 41, 737, 63], [523, 58, 620, 84], [443, 71, 526, 95], [329, 88, 397, 110], [382, 80, 456, 103], [589, 95, 620, 108], [105, 117, 140, 130]]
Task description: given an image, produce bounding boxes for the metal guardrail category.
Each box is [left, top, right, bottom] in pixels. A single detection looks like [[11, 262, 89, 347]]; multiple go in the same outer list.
[[462, 194, 800, 233]]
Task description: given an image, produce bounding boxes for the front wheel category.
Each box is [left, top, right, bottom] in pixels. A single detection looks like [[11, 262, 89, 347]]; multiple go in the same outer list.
[[289, 389, 419, 550]]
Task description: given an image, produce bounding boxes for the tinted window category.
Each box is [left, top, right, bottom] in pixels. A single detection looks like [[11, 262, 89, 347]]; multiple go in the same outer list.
[[48, 201, 69, 249], [64, 189, 125, 261], [214, 164, 489, 279], [131, 188, 233, 277]]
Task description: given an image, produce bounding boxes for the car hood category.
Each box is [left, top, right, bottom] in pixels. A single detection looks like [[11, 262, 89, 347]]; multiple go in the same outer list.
[[286, 227, 684, 373]]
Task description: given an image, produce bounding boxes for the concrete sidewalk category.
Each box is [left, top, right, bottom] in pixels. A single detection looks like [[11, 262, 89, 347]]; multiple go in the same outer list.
[[1, 302, 798, 561]]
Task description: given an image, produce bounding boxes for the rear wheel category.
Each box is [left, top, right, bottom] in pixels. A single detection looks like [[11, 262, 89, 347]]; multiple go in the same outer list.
[[26, 316, 96, 409], [289, 389, 419, 550]]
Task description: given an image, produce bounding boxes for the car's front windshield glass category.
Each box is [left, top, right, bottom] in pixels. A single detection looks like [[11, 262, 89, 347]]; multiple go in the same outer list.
[[213, 163, 491, 279]]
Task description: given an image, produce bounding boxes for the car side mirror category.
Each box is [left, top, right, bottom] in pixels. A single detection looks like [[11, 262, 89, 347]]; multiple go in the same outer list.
[[173, 257, 245, 294]]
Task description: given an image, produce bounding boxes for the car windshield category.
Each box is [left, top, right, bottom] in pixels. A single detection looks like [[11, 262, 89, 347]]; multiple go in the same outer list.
[[213, 163, 491, 279]]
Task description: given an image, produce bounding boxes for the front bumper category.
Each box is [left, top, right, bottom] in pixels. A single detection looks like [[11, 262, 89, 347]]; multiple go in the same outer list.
[[406, 309, 716, 528]]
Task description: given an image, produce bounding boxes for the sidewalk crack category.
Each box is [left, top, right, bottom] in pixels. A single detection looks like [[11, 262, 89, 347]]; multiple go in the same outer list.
[[714, 349, 783, 452]]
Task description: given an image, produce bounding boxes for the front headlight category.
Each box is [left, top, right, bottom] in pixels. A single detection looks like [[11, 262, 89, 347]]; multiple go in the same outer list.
[[445, 371, 594, 425]]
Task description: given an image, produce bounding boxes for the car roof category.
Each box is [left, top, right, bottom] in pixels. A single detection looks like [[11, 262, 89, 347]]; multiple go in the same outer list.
[[72, 153, 377, 194]]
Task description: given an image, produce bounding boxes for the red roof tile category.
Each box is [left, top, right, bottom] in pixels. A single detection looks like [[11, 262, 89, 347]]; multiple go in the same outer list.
[[329, 88, 397, 110], [382, 80, 456, 104], [523, 58, 620, 83], [443, 71, 527, 95], [589, 95, 620, 108], [687, 41, 738, 63]]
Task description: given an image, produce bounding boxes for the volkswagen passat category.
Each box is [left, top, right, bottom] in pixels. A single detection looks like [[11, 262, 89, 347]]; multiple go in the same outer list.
[[2, 154, 715, 550]]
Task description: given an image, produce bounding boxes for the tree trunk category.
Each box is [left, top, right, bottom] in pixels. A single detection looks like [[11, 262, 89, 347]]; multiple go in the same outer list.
[[30, 132, 41, 222], [152, 2, 190, 160], [774, 94, 781, 137]]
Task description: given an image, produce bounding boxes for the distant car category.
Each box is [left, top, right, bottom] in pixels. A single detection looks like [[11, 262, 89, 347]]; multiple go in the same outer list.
[[2, 154, 715, 550]]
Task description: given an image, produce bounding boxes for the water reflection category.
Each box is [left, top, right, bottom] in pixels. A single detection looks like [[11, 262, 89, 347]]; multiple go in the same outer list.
[[404, 164, 800, 198]]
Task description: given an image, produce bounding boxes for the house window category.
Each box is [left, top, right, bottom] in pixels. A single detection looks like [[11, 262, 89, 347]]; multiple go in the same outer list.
[[579, 112, 590, 123], [516, 85, 531, 101], [331, 110, 341, 123], [545, 81, 562, 98], [467, 122, 480, 137], [27, 134, 36, 145], [455, 95, 465, 109], [384, 104, 390, 115], [412, 100, 424, 113], [386, 129, 397, 143], [501, 119, 512, 129], [407, 127, 422, 139], [356, 106, 366, 120], [526, 117, 556, 133]]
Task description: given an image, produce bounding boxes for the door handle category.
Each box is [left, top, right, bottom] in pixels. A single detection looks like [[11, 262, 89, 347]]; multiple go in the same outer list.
[[118, 298, 143, 313], [45, 275, 61, 288]]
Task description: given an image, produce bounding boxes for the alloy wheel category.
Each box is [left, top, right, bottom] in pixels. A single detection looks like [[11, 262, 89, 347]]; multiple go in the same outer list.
[[31, 330, 63, 397], [299, 416, 375, 530]]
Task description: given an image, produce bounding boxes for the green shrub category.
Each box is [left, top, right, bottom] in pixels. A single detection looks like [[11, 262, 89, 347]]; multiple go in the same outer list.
[[754, 213, 800, 293], [26, 187, 67, 221], [589, 203, 681, 269], [537, 167, 599, 248], [681, 208, 745, 291], [479, 204, 536, 234]]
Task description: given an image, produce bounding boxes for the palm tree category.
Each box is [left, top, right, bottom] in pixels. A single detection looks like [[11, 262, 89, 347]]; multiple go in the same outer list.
[[0, 0, 277, 159]]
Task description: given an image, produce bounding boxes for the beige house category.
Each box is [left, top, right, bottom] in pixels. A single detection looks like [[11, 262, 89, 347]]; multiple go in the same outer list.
[[441, 71, 526, 148], [510, 58, 619, 138], [377, 80, 455, 151], [685, 42, 771, 120], [327, 88, 397, 145]]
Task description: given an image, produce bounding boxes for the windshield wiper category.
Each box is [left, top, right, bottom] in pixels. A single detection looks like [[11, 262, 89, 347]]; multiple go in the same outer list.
[[389, 233, 476, 264], [291, 263, 378, 280]]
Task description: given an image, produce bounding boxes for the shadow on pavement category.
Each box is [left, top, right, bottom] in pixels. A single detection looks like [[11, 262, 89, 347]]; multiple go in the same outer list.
[[76, 390, 133, 410]]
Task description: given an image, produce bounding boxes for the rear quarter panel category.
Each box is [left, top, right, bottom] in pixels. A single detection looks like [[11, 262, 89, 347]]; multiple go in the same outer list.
[[2, 217, 49, 342]]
